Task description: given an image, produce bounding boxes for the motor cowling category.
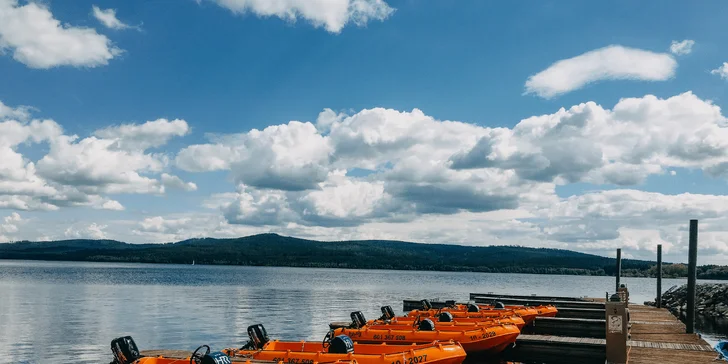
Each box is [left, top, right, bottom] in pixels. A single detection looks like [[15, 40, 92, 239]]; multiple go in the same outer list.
[[418, 318, 435, 331], [201, 352, 233, 364], [350, 311, 367, 328], [467, 303, 480, 313], [246, 324, 269, 349], [420, 299, 432, 310], [380, 305, 395, 320], [329, 335, 355, 354], [437, 312, 453, 322], [110, 336, 142, 364], [445, 300, 456, 307], [493, 301, 506, 309]]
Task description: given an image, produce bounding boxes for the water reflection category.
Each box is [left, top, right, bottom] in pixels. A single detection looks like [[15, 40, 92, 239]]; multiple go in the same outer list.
[[0, 260, 725, 364]]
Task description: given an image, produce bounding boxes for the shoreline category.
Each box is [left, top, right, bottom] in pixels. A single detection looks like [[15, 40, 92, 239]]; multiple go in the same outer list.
[[1, 257, 725, 280]]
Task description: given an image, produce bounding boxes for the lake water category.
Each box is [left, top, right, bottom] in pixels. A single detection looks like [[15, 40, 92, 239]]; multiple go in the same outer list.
[[0, 260, 725, 364]]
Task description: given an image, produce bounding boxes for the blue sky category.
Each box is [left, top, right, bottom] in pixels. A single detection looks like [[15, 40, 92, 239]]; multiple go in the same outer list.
[[2, 0, 728, 264]]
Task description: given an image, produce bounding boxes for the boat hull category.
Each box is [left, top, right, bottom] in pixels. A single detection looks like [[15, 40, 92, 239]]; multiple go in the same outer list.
[[332, 324, 520, 354], [226, 340, 467, 364]]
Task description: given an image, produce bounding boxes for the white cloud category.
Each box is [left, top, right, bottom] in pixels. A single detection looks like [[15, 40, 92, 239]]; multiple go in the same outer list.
[[0, 100, 196, 212], [0, 100, 31, 120], [711, 62, 728, 80], [206, 0, 394, 33], [64, 223, 108, 240], [1, 212, 21, 233], [524, 45, 677, 98], [91, 5, 133, 30], [0, 0, 121, 69], [138, 216, 193, 233], [531, 189, 728, 256], [0, 212, 22, 242], [161, 173, 198, 192], [178, 121, 332, 190], [452, 92, 728, 186], [180, 92, 728, 231], [102, 200, 124, 211], [670, 39, 695, 55], [94, 118, 189, 150]]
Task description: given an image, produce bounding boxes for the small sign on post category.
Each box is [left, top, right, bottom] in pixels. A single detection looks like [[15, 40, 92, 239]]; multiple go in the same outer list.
[[605, 290, 630, 364]]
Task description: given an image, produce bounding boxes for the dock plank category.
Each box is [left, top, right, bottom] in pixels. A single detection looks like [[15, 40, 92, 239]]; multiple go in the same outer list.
[[627, 347, 719, 364]]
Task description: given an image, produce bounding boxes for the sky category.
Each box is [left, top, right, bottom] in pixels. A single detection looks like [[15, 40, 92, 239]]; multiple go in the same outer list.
[[2, 0, 728, 265]]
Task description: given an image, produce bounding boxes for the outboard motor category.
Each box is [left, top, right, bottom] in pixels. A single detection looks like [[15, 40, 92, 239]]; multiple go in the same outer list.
[[438, 312, 453, 322], [420, 299, 432, 310], [467, 303, 480, 313], [110, 336, 142, 364], [493, 301, 506, 309], [329, 335, 355, 354], [350, 311, 367, 328], [242, 324, 269, 350], [380, 305, 396, 320], [418, 318, 436, 331], [445, 300, 456, 307], [201, 352, 233, 364]]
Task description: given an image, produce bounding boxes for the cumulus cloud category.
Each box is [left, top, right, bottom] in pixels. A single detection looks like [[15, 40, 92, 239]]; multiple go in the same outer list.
[[64, 223, 107, 240], [161, 173, 198, 192], [524, 45, 677, 98], [91, 5, 134, 30], [0, 100, 195, 212], [0, 100, 31, 120], [0, 212, 22, 242], [451, 92, 728, 186], [205, 0, 394, 33], [180, 92, 728, 234], [712, 62, 728, 80], [94, 118, 189, 150], [1, 212, 21, 232], [670, 39, 695, 55], [0, 0, 121, 68], [530, 189, 728, 255], [178, 121, 332, 190]]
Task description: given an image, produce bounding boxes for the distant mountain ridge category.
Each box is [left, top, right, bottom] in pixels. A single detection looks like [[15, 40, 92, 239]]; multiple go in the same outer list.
[[1, 233, 726, 279]]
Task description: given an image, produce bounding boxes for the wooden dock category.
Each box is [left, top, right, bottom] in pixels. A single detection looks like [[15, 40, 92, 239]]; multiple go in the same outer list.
[[403, 296, 720, 363], [626, 304, 717, 364], [504, 304, 717, 363]]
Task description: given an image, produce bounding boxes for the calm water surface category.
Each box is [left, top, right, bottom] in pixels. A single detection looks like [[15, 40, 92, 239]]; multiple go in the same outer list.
[[0, 260, 725, 364]]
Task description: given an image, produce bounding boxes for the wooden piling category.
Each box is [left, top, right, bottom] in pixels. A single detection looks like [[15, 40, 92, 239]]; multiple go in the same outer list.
[[656, 244, 662, 308], [687, 219, 698, 334], [615, 248, 622, 292]]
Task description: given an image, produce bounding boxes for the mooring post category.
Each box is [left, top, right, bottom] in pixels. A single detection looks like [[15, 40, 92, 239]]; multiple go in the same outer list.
[[656, 244, 662, 308], [687, 219, 698, 334], [615, 248, 622, 292]]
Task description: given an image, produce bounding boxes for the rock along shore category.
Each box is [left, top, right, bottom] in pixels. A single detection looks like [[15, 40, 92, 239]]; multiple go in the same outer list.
[[654, 283, 728, 318]]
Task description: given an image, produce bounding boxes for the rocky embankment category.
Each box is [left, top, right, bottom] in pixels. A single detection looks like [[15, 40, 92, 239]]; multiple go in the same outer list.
[[656, 283, 728, 318]]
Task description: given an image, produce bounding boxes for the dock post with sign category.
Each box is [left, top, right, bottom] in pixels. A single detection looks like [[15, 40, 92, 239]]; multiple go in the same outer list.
[[605, 290, 630, 364]]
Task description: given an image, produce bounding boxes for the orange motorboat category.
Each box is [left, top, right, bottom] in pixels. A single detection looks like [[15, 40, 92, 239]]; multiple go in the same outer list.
[[225, 324, 467, 364], [424, 299, 558, 319], [449, 301, 558, 318], [363, 305, 526, 330], [110, 336, 304, 364], [408, 300, 540, 324], [329, 311, 520, 354]]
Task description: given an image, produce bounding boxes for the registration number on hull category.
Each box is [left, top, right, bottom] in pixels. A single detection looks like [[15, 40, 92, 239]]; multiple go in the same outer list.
[[271, 358, 315, 364], [373, 334, 407, 340], [392, 354, 427, 364]]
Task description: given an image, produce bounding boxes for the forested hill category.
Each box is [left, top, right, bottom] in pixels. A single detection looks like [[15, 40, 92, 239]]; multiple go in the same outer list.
[[1, 233, 726, 279]]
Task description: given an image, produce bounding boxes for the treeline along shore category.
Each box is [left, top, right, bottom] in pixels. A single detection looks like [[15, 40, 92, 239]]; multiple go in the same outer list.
[[1, 233, 727, 279]]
